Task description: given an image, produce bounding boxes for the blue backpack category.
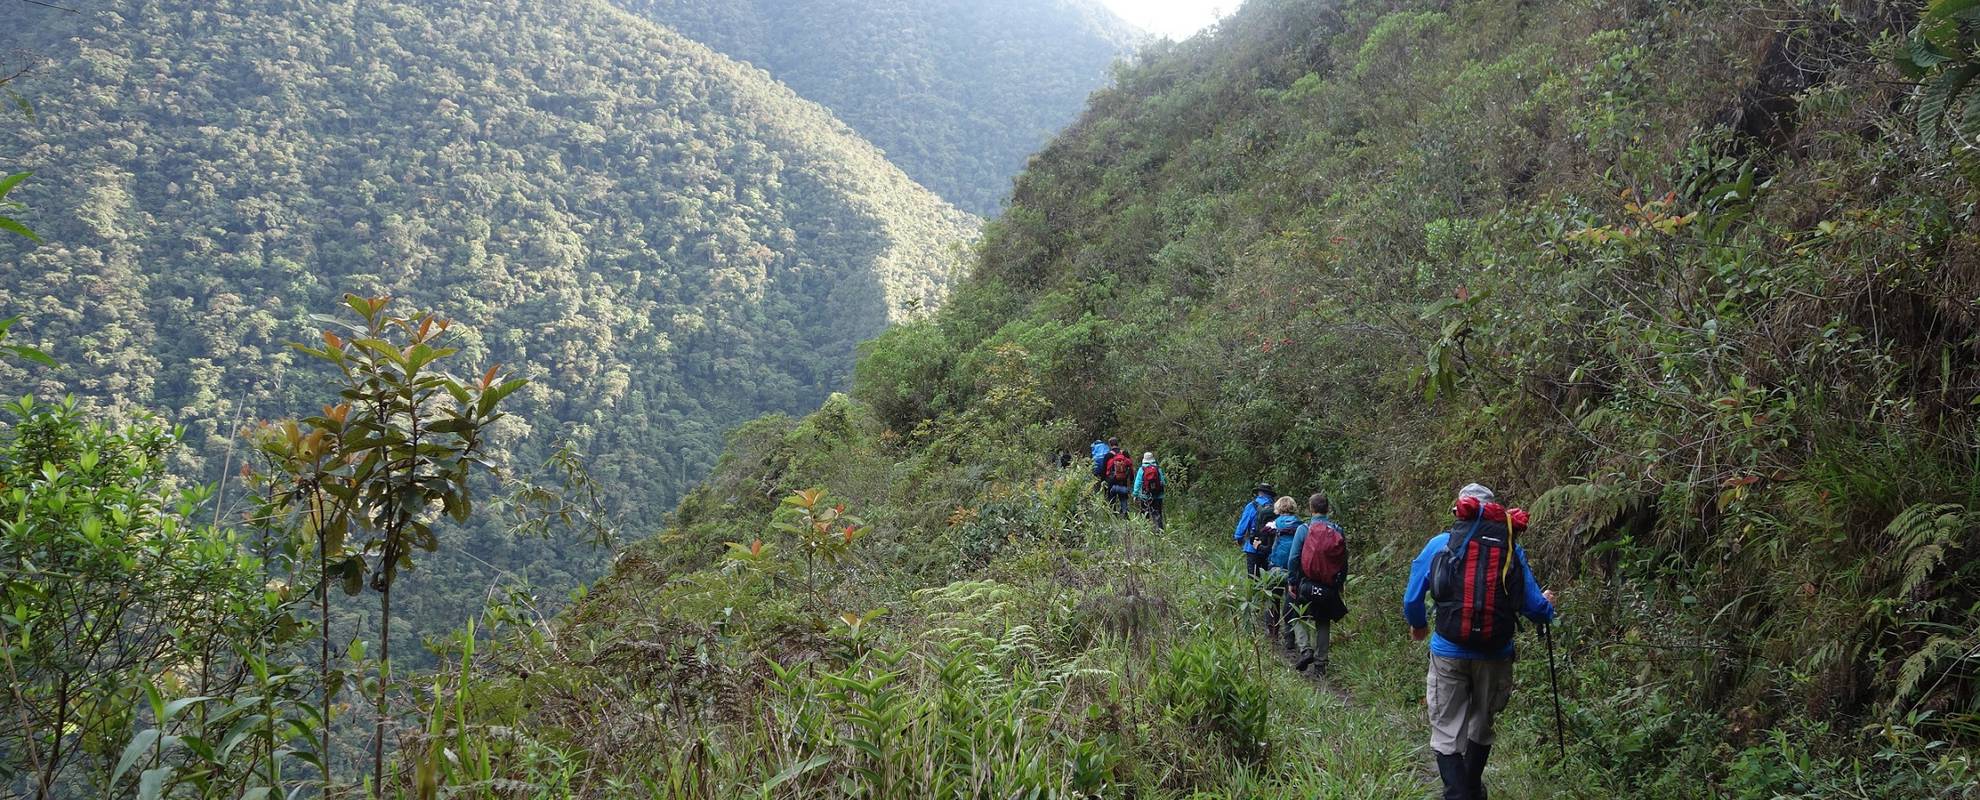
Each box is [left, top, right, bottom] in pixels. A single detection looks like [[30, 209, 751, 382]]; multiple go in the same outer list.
[[1090, 442, 1109, 477]]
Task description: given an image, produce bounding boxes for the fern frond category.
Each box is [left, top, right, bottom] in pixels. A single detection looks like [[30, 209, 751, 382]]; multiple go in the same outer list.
[[1892, 633, 1975, 712], [1532, 481, 1631, 533]]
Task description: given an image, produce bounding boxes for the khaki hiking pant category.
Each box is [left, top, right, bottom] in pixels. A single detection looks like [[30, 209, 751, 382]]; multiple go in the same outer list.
[[1426, 653, 1513, 756], [1288, 601, 1330, 668]]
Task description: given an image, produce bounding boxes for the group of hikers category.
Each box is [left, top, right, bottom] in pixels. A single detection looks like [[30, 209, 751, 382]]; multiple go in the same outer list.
[[1080, 436, 1558, 798], [1234, 480, 1557, 800], [1087, 438, 1168, 527]]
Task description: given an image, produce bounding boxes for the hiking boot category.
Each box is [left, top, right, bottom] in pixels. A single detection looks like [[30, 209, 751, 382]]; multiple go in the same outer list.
[[1294, 650, 1315, 672], [1435, 752, 1473, 800], [1464, 741, 1491, 800]]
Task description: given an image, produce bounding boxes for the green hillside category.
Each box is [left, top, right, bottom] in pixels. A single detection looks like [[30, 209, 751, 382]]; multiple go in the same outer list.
[[0, 0, 973, 654], [9, 0, 1980, 797], [467, 0, 1980, 796], [616, 0, 1141, 215]]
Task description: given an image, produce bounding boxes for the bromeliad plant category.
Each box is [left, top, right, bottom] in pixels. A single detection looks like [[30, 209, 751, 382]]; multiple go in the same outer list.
[[286, 294, 525, 795]]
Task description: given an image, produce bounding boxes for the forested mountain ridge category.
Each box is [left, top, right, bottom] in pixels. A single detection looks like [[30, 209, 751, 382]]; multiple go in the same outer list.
[[0, 0, 974, 646], [617, 0, 1142, 215], [463, 0, 1980, 796]]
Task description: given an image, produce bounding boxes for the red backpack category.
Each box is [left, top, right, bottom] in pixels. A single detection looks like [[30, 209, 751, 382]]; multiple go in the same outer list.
[[1104, 453, 1133, 484], [1298, 518, 1346, 587], [1139, 464, 1164, 494]]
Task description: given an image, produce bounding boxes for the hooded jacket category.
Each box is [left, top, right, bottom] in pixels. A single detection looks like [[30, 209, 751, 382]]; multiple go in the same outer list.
[[1233, 494, 1274, 553], [1266, 514, 1303, 570]]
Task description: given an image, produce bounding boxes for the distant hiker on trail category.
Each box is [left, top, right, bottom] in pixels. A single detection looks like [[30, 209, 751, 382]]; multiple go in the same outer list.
[[1285, 492, 1346, 676], [1103, 444, 1135, 516], [1403, 483, 1557, 800], [1261, 495, 1302, 646], [1090, 439, 1112, 493], [1131, 452, 1168, 529]]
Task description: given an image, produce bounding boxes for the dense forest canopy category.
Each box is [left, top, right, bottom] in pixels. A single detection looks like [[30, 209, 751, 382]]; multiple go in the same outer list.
[[0, 0, 974, 649], [616, 0, 1142, 215]]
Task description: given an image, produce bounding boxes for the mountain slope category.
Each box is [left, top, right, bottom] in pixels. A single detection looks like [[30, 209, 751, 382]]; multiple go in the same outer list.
[[617, 0, 1141, 215], [478, 0, 1980, 796], [0, 0, 974, 643]]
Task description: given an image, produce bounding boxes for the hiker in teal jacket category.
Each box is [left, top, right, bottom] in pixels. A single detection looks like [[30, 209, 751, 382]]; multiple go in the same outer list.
[[1130, 452, 1168, 529], [1258, 495, 1301, 647]]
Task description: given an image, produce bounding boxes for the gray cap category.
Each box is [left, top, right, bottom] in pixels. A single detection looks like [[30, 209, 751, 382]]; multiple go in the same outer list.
[[1457, 483, 1496, 503]]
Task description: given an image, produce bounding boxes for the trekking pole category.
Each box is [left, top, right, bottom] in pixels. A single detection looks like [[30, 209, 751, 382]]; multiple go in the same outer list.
[[1543, 621, 1566, 761]]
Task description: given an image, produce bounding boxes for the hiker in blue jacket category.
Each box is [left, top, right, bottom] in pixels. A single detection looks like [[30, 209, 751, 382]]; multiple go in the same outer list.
[[1402, 483, 1557, 800], [1232, 483, 1277, 578], [1089, 439, 1111, 493], [1130, 452, 1168, 529]]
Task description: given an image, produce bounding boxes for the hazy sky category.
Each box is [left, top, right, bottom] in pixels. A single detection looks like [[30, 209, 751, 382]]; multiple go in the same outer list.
[[1097, 0, 1226, 40]]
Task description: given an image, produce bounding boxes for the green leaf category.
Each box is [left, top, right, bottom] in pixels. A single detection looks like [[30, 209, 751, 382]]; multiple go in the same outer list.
[[477, 378, 528, 416], [0, 171, 29, 198], [1919, 65, 1978, 153], [762, 754, 834, 792], [340, 557, 366, 596], [113, 729, 161, 784], [161, 696, 216, 722], [138, 767, 170, 800], [1929, 0, 1980, 20], [1909, 37, 1947, 69], [5, 344, 56, 367], [0, 216, 41, 242]]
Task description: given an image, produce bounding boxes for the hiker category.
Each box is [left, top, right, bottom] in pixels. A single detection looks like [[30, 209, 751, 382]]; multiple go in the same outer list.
[[1285, 492, 1347, 676], [1102, 443, 1135, 516], [1403, 483, 1557, 800], [1131, 452, 1168, 529], [1089, 439, 1111, 493], [1262, 495, 1303, 649], [1233, 483, 1277, 578]]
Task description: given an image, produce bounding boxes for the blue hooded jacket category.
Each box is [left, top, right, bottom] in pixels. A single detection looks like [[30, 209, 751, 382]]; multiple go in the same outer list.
[[1233, 494, 1274, 553], [1402, 530, 1556, 660], [1266, 514, 1303, 569]]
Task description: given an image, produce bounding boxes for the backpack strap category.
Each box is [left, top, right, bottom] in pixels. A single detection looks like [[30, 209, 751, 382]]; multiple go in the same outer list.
[[1448, 516, 1485, 559]]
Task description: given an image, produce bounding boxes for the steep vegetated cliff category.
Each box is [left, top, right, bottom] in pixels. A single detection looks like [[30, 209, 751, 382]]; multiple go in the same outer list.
[[480, 0, 1980, 796], [614, 0, 1142, 215], [0, 0, 974, 652]]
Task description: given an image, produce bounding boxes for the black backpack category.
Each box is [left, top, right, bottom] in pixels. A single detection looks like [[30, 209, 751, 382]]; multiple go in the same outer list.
[[1426, 517, 1522, 650], [1244, 500, 1277, 552]]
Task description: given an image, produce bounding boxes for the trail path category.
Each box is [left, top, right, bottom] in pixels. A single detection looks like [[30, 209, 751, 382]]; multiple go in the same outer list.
[[1180, 514, 1581, 798]]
